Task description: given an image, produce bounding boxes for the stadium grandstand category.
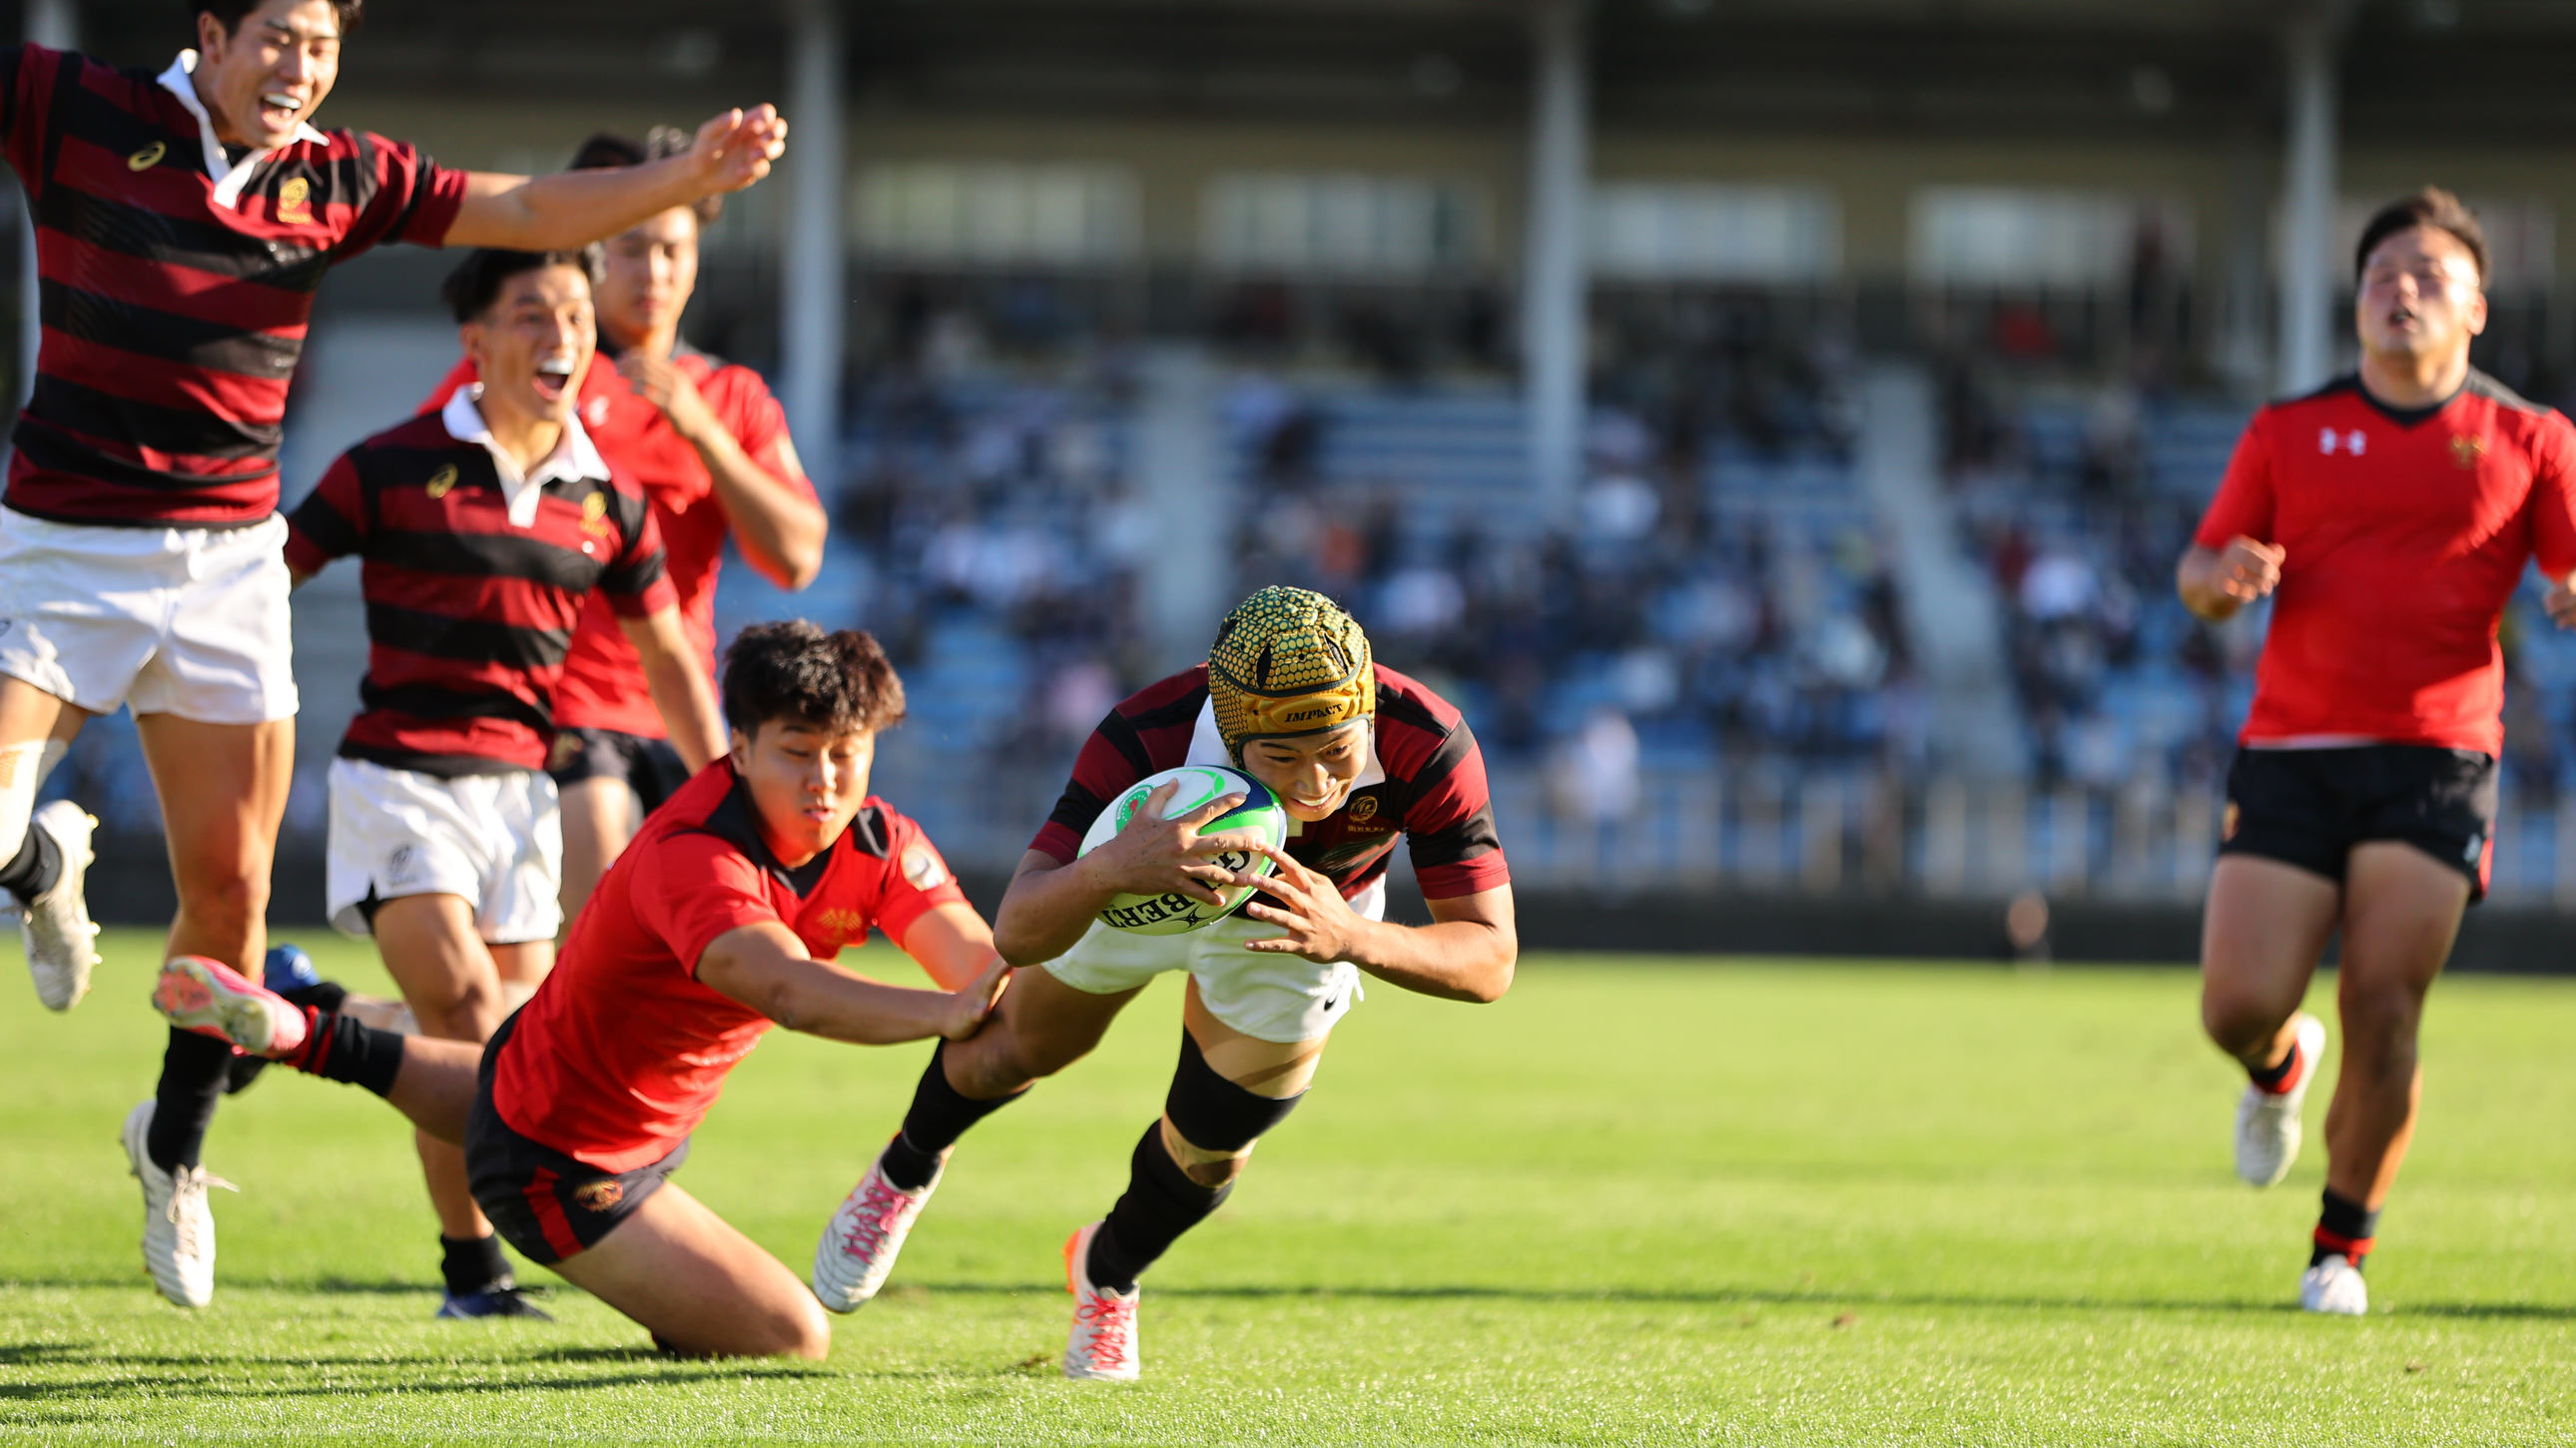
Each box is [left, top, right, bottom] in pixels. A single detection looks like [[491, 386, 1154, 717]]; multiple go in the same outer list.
[[27, 0, 2576, 924]]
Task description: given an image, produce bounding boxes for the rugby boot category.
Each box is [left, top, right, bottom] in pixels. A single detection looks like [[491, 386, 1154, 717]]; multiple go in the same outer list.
[[121, 1099, 234, 1309], [152, 955, 309, 1059], [19, 800, 100, 1011], [437, 1286, 555, 1321], [2299, 1253, 2368, 1316], [812, 1138, 944, 1312], [225, 947, 324, 1094], [2235, 1013, 2325, 1188], [1060, 1220, 1141, 1382]]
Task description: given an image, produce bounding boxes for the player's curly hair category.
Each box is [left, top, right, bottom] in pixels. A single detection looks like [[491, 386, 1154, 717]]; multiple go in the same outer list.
[[1207, 585, 1375, 758], [721, 621, 907, 738], [195, 1, 361, 36], [570, 128, 723, 226]]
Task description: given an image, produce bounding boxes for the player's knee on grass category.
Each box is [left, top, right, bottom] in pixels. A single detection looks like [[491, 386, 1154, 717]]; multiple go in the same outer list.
[[666, 1291, 829, 1361], [1162, 1032, 1305, 1187]]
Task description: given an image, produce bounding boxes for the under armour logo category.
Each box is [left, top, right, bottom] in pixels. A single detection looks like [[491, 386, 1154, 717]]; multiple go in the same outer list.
[[2318, 427, 2367, 456]]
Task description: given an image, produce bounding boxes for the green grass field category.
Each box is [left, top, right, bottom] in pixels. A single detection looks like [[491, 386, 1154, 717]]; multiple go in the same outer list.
[[5, 931, 2576, 1445]]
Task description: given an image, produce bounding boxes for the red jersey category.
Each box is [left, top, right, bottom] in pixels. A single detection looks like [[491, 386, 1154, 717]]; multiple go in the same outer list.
[[2195, 371, 2576, 756], [1031, 663, 1510, 902], [284, 396, 672, 775], [422, 346, 810, 738], [2, 46, 463, 527], [493, 761, 966, 1172]]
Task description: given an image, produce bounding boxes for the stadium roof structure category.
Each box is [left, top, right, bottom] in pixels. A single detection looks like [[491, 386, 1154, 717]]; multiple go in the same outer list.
[[44, 0, 2576, 143]]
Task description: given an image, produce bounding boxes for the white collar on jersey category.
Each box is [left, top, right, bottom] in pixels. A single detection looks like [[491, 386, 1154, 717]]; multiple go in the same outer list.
[[1182, 698, 1385, 838], [440, 384, 610, 528], [156, 51, 329, 211]]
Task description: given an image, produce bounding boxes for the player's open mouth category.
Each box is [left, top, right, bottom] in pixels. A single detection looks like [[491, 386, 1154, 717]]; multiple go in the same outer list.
[[259, 92, 303, 130], [531, 359, 575, 401]]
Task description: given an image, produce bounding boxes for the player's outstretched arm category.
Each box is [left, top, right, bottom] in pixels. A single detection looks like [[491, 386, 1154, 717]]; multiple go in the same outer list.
[[621, 606, 729, 773], [2177, 536, 2284, 623], [990, 783, 1269, 965], [898, 901, 1008, 993], [1240, 847, 1517, 1004], [445, 106, 789, 251], [698, 921, 1007, 1045]]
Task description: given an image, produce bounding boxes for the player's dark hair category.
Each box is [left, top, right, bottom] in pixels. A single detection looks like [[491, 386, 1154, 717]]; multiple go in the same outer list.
[[195, 0, 362, 37], [438, 248, 603, 325], [2354, 187, 2489, 288], [569, 127, 722, 226], [722, 621, 907, 738]]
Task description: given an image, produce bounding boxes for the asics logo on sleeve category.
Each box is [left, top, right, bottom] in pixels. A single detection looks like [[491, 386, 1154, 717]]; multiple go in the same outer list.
[[2318, 427, 2367, 455]]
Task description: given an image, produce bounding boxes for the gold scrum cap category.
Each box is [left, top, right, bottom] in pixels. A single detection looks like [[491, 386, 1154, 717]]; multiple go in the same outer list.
[[1207, 585, 1376, 756]]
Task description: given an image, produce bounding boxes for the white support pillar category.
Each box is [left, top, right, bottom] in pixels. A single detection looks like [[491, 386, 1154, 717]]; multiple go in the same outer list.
[[1522, 0, 1589, 524], [17, 0, 74, 414], [780, 0, 845, 495], [2276, 7, 2343, 395]]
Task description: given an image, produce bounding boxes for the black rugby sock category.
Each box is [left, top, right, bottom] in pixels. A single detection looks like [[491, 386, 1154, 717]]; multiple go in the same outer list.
[[148, 1028, 235, 1171], [0, 822, 61, 906], [440, 1233, 514, 1298], [283, 1010, 405, 1098], [2246, 1037, 2302, 1092], [881, 1043, 1028, 1191], [2311, 1188, 2380, 1270], [1086, 1122, 1230, 1295], [276, 980, 350, 1014]]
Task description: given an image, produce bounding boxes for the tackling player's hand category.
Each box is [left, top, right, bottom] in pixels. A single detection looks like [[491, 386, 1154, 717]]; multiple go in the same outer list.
[[1239, 845, 1367, 965], [617, 352, 719, 443], [940, 957, 1011, 1041], [2215, 535, 2284, 601], [2547, 579, 2576, 630], [1081, 780, 1268, 907], [688, 105, 789, 195]]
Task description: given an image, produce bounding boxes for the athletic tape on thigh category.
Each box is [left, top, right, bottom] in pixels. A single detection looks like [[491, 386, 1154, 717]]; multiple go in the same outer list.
[[0, 740, 43, 855], [1163, 1029, 1304, 1153]]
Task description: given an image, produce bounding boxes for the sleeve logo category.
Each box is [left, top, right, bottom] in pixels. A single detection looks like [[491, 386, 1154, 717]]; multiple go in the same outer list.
[[127, 141, 166, 171], [902, 845, 951, 890]]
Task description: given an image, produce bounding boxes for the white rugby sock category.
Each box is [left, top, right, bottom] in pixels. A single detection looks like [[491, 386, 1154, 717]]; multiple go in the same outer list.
[[0, 739, 45, 860]]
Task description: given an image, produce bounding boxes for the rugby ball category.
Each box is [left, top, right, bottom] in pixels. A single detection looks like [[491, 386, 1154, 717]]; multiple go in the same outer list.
[[1077, 765, 1290, 935]]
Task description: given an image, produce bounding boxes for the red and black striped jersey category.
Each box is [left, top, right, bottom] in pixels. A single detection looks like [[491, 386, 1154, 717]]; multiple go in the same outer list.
[[1032, 663, 1511, 902], [496, 760, 967, 1172], [0, 45, 465, 528], [284, 395, 674, 776]]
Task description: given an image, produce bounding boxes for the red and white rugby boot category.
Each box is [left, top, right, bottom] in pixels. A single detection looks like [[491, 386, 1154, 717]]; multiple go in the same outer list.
[[2235, 1013, 2325, 1188], [1060, 1220, 1140, 1382], [18, 800, 100, 1012], [811, 1139, 943, 1312], [152, 955, 309, 1059]]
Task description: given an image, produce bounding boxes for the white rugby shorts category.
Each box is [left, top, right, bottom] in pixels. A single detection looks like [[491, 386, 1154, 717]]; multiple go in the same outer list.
[[0, 508, 296, 724], [1042, 875, 1385, 1044], [326, 757, 563, 944]]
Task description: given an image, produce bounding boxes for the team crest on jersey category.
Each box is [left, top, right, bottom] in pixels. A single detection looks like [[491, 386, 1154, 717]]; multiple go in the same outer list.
[[1347, 794, 1380, 823], [902, 845, 949, 891], [815, 907, 868, 943], [2317, 427, 2366, 456], [573, 1179, 624, 1212], [425, 464, 458, 499], [2450, 433, 2488, 469], [127, 141, 166, 171], [276, 176, 313, 224], [580, 490, 615, 539]]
